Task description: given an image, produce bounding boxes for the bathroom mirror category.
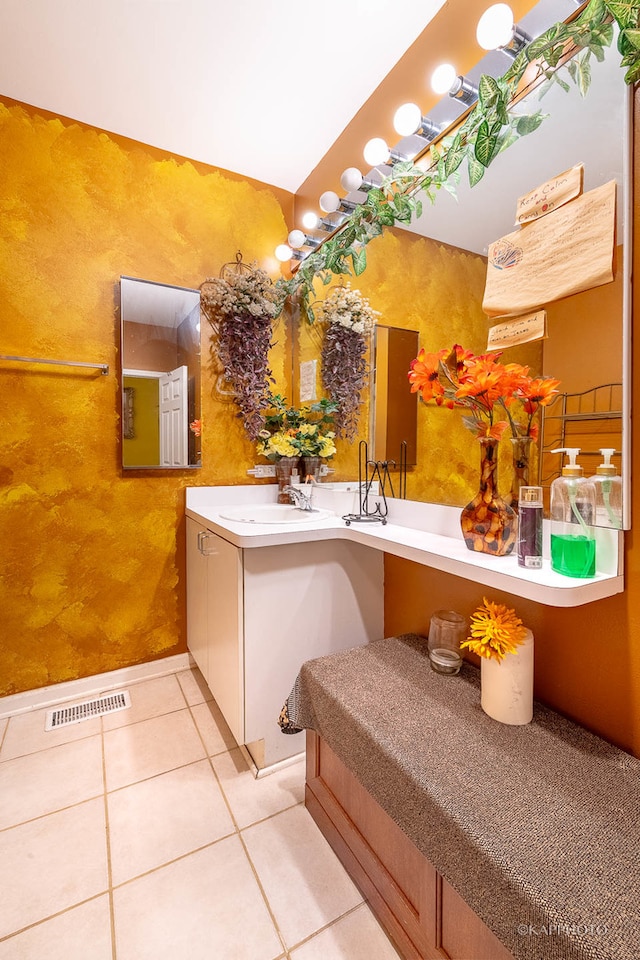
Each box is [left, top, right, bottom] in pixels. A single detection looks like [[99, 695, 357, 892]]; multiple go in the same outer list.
[[360, 22, 631, 527], [120, 277, 202, 470]]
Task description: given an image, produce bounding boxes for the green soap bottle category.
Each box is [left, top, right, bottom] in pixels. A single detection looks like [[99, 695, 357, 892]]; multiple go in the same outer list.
[[549, 448, 597, 578]]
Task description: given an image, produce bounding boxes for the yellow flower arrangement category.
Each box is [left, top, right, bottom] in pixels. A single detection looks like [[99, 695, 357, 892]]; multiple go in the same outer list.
[[461, 598, 528, 663], [256, 396, 338, 461]]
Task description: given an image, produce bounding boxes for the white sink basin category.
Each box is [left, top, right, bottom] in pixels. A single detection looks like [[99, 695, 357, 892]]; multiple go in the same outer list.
[[218, 504, 333, 525]]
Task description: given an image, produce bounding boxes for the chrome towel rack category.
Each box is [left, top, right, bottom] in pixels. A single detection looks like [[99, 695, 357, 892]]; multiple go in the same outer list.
[[0, 354, 109, 375]]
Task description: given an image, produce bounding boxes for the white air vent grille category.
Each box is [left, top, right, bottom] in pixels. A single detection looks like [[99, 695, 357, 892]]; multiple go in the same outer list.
[[45, 690, 131, 731]]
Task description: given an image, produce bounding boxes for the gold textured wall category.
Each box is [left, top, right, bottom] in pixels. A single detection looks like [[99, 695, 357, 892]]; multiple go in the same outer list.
[[0, 97, 293, 696]]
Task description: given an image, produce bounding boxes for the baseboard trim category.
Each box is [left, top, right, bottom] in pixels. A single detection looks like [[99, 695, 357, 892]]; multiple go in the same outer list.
[[0, 653, 193, 719]]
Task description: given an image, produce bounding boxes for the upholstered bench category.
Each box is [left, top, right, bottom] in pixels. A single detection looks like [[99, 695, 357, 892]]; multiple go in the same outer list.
[[281, 634, 640, 960]]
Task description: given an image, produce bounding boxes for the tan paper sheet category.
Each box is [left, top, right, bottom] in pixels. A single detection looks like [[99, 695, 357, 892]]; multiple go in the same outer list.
[[482, 179, 616, 319], [515, 164, 584, 226], [486, 311, 547, 351]]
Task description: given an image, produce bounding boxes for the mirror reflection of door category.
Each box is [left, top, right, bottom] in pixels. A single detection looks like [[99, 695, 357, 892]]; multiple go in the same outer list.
[[120, 277, 201, 470], [159, 365, 188, 466]]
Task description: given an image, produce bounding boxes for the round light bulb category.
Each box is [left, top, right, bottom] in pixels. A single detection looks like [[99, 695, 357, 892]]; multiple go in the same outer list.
[[431, 63, 457, 95], [302, 211, 319, 230], [340, 167, 364, 192], [319, 190, 340, 213], [476, 3, 515, 50], [363, 137, 390, 167], [393, 102, 422, 137], [275, 243, 292, 262], [287, 229, 306, 249]]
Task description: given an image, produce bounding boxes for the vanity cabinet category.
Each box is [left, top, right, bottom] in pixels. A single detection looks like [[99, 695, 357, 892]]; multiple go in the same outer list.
[[186, 516, 384, 771]]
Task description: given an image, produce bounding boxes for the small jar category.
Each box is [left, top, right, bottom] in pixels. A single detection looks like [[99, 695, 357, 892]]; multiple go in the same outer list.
[[428, 609, 467, 676]]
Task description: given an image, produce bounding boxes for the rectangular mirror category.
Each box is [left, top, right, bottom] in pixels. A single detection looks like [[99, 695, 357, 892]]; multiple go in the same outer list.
[[364, 13, 631, 528], [120, 276, 202, 470], [371, 326, 419, 466]]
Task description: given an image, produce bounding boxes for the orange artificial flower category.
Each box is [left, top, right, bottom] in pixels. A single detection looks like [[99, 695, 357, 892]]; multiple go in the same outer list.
[[408, 347, 448, 403], [516, 376, 561, 415], [407, 343, 561, 441]]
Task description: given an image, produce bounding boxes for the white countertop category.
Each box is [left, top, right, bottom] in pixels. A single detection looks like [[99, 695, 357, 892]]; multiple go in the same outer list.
[[185, 484, 624, 608]]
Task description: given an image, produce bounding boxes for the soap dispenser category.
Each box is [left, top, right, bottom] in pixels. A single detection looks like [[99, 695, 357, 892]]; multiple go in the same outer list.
[[591, 448, 622, 529], [549, 448, 597, 578]]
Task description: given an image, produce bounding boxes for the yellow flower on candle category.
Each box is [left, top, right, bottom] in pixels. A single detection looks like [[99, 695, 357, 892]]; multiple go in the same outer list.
[[461, 598, 528, 663]]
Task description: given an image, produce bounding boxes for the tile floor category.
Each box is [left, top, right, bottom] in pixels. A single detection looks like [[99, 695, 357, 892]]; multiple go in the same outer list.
[[0, 667, 400, 959]]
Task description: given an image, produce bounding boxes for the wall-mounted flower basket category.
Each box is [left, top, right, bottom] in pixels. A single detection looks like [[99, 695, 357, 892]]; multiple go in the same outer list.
[[200, 253, 283, 441], [320, 284, 379, 441]]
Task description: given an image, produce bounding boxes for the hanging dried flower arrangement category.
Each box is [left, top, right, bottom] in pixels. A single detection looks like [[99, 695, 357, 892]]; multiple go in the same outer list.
[[320, 284, 379, 440], [200, 253, 284, 441]]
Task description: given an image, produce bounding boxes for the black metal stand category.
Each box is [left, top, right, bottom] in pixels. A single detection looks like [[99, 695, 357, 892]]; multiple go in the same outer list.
[[342, 440, 407, 526]]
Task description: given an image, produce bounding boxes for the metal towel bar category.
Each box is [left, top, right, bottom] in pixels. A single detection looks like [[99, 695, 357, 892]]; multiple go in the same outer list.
[[0, 354, 109, 375]]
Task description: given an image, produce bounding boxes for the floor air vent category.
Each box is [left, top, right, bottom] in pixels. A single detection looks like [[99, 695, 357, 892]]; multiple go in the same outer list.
[[45, 690, 131, 731]]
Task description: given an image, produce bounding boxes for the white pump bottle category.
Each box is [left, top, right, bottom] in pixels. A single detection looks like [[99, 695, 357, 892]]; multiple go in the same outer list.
[[590, 448, 622, 529]]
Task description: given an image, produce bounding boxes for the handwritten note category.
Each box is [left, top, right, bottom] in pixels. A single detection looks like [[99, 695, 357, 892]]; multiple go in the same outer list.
[[515, 164, 584, 226], [483, 179, 616, 319], [487, 311, 547, 351], [299, 360, 317, 402]]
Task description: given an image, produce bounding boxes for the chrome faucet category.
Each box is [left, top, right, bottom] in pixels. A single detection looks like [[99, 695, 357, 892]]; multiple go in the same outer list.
[[284, 484, 314, 511]]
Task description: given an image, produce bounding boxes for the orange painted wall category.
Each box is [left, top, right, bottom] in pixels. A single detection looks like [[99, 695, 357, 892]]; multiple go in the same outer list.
[[383, 91, 640, 759], [0, 97, 293, 696]]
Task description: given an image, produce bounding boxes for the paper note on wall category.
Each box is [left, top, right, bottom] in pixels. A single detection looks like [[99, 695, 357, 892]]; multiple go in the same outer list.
[[487, 311, 547, 351], [515, 164, 584, 226], [299, 360, 317, 402], [482, 179, 616, 319]]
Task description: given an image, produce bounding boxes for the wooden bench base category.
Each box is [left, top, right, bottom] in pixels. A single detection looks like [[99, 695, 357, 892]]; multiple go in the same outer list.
[[305, 730, 514, 960]]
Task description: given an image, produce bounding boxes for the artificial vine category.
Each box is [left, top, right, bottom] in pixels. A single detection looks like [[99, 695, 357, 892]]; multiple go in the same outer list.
[[276, 0, 640, 323]]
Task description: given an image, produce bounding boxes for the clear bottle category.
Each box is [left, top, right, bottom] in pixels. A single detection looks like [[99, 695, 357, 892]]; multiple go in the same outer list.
[[517, 486, 543, 569], [427, 610, 467, 675], [590, 448, 622, 529], [550, 449, 596, 578]]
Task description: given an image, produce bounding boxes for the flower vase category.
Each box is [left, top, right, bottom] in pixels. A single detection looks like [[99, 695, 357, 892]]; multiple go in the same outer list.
[[507, 436, 534, 513], [275, 457, 300, 504], [301, 456, 323, 482], [481, 629, 534, 725], [460, 437, 516, 556]]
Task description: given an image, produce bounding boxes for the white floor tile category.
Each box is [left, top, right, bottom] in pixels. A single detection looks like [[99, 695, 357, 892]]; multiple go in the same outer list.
[[190, 699, 237, 756], [212, 747, 304, 829], [290, 904, 401, 959], [103, 708, 205, 791], [108, 759, 235, 885], [0, 734, 103, 829], [176, 667, 213, 706], [101, 674, 187, 730], [0, 717, 7, 744], [0, 798, 108, 938], [242, 804, 363, 949], [112, 836, 284, 960], [0, 704, 101, 761], [0, 895, 112, 960]]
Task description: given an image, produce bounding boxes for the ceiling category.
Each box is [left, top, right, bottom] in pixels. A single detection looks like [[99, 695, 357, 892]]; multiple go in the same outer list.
[[0, 0, 448, 194], [2, 0, 619, 253]]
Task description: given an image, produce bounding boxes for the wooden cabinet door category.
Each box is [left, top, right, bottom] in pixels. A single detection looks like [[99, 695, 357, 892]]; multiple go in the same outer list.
[[186, 520, 244, 745], [201, 530, 244, 745], [186, 517, 209, 682]]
